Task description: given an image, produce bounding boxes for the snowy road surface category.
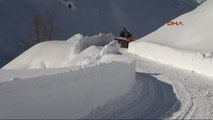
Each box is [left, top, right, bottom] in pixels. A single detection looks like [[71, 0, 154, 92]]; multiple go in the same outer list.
[[85, 53, 213, 119], [85, 72, 178, 119]]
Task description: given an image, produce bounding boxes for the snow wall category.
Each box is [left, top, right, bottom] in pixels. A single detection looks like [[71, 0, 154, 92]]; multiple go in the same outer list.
[[129, 42, 213, 77], [129, 0, 213, 77], [0, 61, 135, 118]]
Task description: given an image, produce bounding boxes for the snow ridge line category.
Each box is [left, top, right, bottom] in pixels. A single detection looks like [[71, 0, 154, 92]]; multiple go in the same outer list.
[[1, 61, 131, 84], [0, 61, 134, 94]]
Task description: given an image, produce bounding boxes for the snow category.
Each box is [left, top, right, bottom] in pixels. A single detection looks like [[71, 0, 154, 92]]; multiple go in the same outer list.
[[0, 32, 213, 119], [83, 52, 213, 119], [0, 0, 213, 119], [0, 62, 135, 118], [0, 33, 136, 118], [0, 67, 73, 83], [135, 0, 213, 52], [3, 42, 213, 119], [133, 55, 213, 119], [99, 40, 121, 57], [3, 33, 118, 69], [129, 0, 213, 77]]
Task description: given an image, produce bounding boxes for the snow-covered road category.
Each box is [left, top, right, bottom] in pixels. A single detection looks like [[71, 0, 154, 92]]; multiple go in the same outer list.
[[1, 50, 213, 119], [85, 53, 213, 119], [85, 72, 177, 119], [135, 55, 213, 119]]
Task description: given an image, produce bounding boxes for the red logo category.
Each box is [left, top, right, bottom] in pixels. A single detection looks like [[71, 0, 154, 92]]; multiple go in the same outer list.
[[167, 21, 183, 26]]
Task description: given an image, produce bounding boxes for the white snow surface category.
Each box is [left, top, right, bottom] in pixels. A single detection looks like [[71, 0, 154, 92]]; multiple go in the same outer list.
[[2, 48, 213, 119], [1, 36, 213, 119], [0, 1, 212, 118], [133, 55, 213, 119], [0, 33, 136, 118], [0, 61, 135, 119], [3, 33, 131, 69], [129, 0, 213, 77], [83, 52, 213, 119], [137, 0, 213, 52]]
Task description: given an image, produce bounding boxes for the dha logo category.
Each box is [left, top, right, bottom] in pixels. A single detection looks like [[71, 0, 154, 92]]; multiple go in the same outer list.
[[167, 21, 183, 26]]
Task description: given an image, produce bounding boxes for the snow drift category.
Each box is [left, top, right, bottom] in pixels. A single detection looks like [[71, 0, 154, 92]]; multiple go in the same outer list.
[[129, 0, 213, 77], [3, 33, 130, 69]]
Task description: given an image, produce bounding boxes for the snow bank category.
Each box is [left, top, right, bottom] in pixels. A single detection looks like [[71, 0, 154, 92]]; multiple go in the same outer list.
[[129, 0, 213, 77], [0, 61, 135, 119], [3, 33, 115, 69], [65, 40, 132, 68], [99, 40, 121, 57], [129, 42, 213, 77]]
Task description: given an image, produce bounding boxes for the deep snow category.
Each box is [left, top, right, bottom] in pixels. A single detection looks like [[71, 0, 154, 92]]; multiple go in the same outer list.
[[3, 33, 131, 69], [2, 49, 213, 119], [0, 62, 135, 118], [134, 0, 213, 52], [129, 0, 213, 77], [0, 0, 212, 119], [0, 33, 135, 118], [133, 55, 213, 119], [84, 52, 213, 119]]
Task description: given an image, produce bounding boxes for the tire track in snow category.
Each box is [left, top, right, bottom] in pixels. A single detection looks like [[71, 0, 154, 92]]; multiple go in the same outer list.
[[85, 52, 213, 119], [135, 57, 196, 119], [172, 80, 195, 119], [84, 72, 178, 119], [180, 77, 213, 119], [133, 54, 213, 119]]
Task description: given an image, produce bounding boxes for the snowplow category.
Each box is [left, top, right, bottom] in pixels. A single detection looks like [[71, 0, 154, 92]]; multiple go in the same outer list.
[[115, 27, 135, 48], [114, 37, 135, 48]]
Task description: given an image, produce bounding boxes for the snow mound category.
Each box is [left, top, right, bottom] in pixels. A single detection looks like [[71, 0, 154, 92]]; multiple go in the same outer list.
[[3, 33, 123, 69], [129, 0, 213, 77], [100, 40, 121, 57], [66, 40, 132, 68]]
